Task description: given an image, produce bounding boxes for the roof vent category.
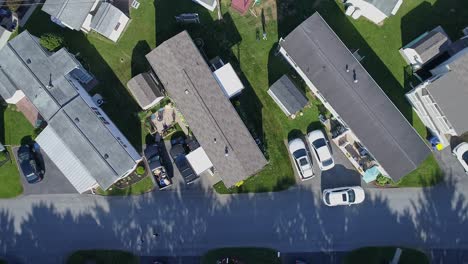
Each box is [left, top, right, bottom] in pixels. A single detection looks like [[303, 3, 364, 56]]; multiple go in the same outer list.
[[345, 64, 349, 73], [104, 154, 109, 159], [26, 59, 31, 64], [185, 89, 189, 94], [353, 69, 358, 83], [213, 138, 217, 143], [74, 117, 80, 123], [224, 146, 229, 157]]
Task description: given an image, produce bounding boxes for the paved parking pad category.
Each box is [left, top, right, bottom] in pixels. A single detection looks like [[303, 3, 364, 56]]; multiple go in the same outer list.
[[286, 137, 365, 191], [13, 146, 77, 195]]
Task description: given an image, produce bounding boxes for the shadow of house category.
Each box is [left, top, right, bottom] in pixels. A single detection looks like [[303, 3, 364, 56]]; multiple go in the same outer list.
[[0, 104, 5, 144], [131, 40, 152, 77], [400, 0, 468, 47]]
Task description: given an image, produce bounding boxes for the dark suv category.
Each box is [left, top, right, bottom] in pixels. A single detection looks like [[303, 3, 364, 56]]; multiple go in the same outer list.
[[170, 144, 199, 184], [17, 145, 43, 184]]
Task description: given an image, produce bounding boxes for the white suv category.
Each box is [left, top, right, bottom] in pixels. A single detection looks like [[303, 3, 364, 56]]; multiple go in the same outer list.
[[323, 186, 365, 206]]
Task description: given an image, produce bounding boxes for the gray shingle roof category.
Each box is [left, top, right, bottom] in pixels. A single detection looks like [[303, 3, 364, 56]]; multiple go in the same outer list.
[[146, 31, 267, 187], [268, 75, 308, 116], [363, 0, 400, 16], [0, 30, 139, 191], [127, 72, 164, 109], [426, 52, 468, 135], [409, 26, 452, 63], [90, 3, 125, 39], [42, 0, 95, 30], [280, 13, 431, 181]]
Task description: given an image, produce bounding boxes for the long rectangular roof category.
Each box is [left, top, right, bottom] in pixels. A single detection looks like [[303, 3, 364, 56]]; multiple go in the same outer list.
[[280, 13, 431, 181], [427, 51, 468, 135], [146, 31, 267, 187]]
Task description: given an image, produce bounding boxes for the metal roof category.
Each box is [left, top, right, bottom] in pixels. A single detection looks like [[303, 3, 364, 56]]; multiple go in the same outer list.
[[268, 75, 308, 116], [280, 13, 431, 181], [364, 0, 400, 16], [90, 3, 126, 39], [42, 0, 95, 30], [427, 51, 468, 135], [146, 31, 267, 187], [127, 72, 164, 109]]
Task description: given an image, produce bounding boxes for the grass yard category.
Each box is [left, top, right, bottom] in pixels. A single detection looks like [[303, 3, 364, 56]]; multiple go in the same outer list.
[[0, 104, 34, 198], [14, 0, 465, 194], [345, 247, 429, 264], [0, 147, 23, 198], [202, 247, 280, 264], [95, 176, 154, 196], [67, 250, 139, 264]]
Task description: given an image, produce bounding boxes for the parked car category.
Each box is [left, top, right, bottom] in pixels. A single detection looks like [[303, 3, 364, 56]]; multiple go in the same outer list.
[[144, 143, 172, 189], [322, 186, 365, 206], [307, 130, 335, 171], [453, 142, 468, 174], [170, 144, 199, 184], [17, 145, 43, 184], [288, 138, 314, 180]]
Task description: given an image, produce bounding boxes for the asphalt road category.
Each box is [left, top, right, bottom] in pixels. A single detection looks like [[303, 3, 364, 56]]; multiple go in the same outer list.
[[0, 148, 467, 263]]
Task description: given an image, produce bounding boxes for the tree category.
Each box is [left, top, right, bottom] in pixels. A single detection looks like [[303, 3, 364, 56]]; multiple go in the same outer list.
[[5, 0, 22, 12], [39, 33, 65, 52]]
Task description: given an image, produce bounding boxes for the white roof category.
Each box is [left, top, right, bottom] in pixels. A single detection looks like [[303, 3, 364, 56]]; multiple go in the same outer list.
[[186, 147, 214, 175], [36, 126, 97, 193], [213, 63, 244, 98]]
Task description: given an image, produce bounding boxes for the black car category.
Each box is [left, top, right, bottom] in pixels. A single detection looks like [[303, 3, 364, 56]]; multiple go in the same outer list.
[[17, 145, 42, 184], [170, 144, 199, 184]]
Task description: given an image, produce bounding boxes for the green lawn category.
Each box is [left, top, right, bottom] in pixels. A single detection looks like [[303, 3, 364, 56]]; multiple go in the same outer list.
[[95, 175, 155, 196], [15, 0, 463, 194], [345, 247, 429, 264], [67, 250, 139, 264], [0, 103, 34, 198], [202, 247, 280, 264], [0, 147, 23, 199]]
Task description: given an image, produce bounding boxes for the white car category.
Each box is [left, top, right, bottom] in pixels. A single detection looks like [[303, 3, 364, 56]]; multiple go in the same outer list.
[[322, 186, 365, 206], [307, 130, 335, 171], [453, 142, 468, 174], [288, 138, 314, 180]]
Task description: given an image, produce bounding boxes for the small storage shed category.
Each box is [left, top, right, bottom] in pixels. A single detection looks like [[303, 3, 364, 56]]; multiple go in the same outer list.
[[268, 75, 308, 117], [186, 147, 214, 176], [213, 63, 245, 98], [127, 72, 164, 110]]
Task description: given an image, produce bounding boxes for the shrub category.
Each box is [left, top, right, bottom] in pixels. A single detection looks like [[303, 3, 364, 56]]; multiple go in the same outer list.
[[5, 0, 22, 12], [136, 166, 146, 175], [39, 33, 65, 52], [376, 174, 391, 186]]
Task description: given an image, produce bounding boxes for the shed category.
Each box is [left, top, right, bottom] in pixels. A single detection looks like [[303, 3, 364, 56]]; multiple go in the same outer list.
[[231, 0, 252, 15], [213, 63, 244, 98], [127, 72, 164, 110], [267, 75, 308, 116], [186, 147, 214, 175]]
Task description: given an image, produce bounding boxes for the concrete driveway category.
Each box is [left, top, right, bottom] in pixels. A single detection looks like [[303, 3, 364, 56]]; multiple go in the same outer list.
[[286, 137, 364, 191], [12, 146, 76, 195]]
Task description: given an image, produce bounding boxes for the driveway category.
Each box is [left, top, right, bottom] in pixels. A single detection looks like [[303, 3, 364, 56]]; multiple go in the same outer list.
[[12, 146, 76, 195], [286, 138, 364, 191]]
